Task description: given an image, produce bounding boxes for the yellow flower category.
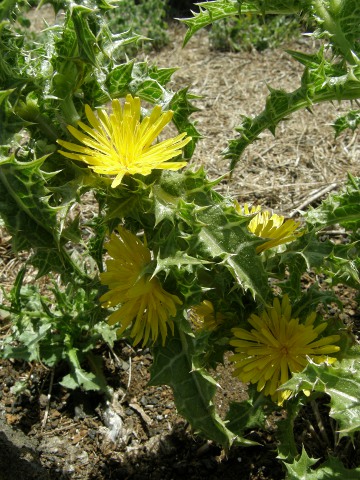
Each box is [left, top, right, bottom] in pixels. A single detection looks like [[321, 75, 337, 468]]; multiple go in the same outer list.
[[189, 300, 224, 331], [100, 226, 182, 346], [236, 203, 303, 253], [229, 295, 340, 405], [57, 95, 191, 188]]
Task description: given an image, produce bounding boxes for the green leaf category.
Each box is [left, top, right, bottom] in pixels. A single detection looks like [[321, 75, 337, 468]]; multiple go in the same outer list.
[[0, 154, 85, 278], [181, 0, 304, 46], [291, 283, 342, 319], [169, 88, 201, 158], [310, 0, 360, 64], [276, 397, 303, 461], [285, 451, 360, 480], [60, 368, 102, 391], [106, 61, 135, 98], [181, 0, 240, 46], [3, 324, 50, 363], [280, 232, 360, 294], [333, 109, 360, 137], [60, 346, 105, 391], [150, 327, 240, 447], [71, 6, 99, 66], [93, 321, 117, 347], [195, 205, 268, 302], [306, 175, 360, 230], [284, 446, 319, 480], [282, 352, 360, 439], [156, 169, 269, 302], [225, 397, 266, 436], [0, 88, 14, 107], [154, 250, 211, 277], [225, 53, 360, 170]]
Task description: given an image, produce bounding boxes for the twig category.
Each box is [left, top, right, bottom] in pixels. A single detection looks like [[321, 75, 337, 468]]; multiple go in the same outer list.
[[108, 344, 133, 403], [289, 183, 337, 217], [41, 369, 54, 430], [129, 401, 153, 426], [311, 400, 330, 446], [120, 356, 132, 404], [109, 344, 125, 369]]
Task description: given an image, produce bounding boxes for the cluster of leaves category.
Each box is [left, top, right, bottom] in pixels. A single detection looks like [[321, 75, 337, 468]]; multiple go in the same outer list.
[[104, 0, 170, 57], [209, 14, 301, 52], [0, 0, 360, 478], [1, 268, 116, 393]]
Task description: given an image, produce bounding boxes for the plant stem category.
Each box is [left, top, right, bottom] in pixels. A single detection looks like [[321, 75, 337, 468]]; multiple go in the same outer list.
[[311, 399, 331, 446], [62, 96, 80, 126], [312, 0, 355, 65]]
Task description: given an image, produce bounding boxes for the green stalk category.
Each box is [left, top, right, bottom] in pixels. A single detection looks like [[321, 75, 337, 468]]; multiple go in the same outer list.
[[61, 95, 81, 126], [0, 0, 18, 21], [227, 81, 360, 168], [312, 0, 355, 65], [15, 101, 59, 142]]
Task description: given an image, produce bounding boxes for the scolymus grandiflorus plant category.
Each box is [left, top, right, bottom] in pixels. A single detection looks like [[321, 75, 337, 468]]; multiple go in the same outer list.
[[0, 0, 360, 477]]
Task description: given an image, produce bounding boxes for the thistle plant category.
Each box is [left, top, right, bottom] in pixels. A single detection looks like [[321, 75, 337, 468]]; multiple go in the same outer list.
[[1, 0, 360, 478]]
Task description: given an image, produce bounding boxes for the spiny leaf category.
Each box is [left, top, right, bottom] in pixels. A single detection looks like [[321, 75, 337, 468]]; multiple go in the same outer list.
[[181, 0, 240, 47], [154, 250, 211, 276], [306, 175, 360, 230], [156, 169, 269, 302], [225, 395, 267, 437], [281, 352, 360, 439], [181, 0, 304, 46], [0, 154, 83, 277], [0, 155, 60, 242], [225, 51, 360, 170], [150, 327, 244, 447], [71, 6, 99, 66], [285, 450, 360, 480], [107, 61, 135, 98], [279, 231, 360, 295], [276, 397, 304, 461], [284, 446, 319, 480], [333, 109, 360, 136], [170, 88, 201, 158], [310, 0, 360, 64]]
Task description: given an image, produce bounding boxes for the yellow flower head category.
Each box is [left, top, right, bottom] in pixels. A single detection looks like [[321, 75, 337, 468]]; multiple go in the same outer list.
[[100, 226, 182, 346], [189, 300, 224, 331], [236, 203, 303, 253], [229, 295, 340, 405], [57, 95, 191, 188]]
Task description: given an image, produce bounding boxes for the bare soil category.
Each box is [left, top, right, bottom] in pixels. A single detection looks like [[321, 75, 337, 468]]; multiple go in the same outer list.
[[0, 10, 359, 480]]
